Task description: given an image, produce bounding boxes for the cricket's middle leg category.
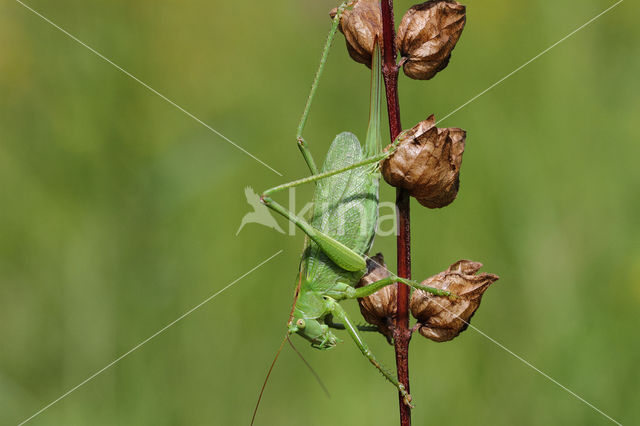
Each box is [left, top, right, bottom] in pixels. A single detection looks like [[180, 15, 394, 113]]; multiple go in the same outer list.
[[335, 275, 453, 300]]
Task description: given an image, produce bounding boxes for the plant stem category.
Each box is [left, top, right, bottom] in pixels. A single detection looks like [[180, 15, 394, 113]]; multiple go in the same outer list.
[[379, 1, 412, 425]]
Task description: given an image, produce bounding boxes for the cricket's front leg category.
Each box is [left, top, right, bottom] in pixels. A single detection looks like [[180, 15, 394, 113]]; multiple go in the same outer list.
[[297, 136, 318, 175], [295, 0, 352, 176], [324, 297, 414, 408]]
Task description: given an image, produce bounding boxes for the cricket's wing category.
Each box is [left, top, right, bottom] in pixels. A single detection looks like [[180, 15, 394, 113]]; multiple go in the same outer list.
[[303, 132, 379, 286]]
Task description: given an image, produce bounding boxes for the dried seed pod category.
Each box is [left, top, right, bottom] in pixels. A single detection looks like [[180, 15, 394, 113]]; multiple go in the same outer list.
[[381, 115, 466, 208], [396, 0, 466, 80], [356, 253, 396, 342], [410, 260, 498, 342], [330, 0, 382, 67]]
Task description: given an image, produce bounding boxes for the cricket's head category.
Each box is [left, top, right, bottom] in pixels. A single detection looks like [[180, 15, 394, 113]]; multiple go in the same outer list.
[[288, 317, 340, 350]]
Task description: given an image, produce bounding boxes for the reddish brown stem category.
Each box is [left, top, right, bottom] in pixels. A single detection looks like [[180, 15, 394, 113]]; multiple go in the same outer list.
[[380, 1, 412, 425]]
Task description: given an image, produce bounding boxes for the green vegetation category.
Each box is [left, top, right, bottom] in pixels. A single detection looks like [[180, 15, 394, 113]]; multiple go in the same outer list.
[[1, 1, 638, 424]]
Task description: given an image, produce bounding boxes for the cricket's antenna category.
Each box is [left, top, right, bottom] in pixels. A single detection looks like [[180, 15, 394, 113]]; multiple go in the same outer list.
[[287, 336, 331, 398], [288, 270, 304, 325], [250, 333, 288, 426], [251, 271, 306, 425]]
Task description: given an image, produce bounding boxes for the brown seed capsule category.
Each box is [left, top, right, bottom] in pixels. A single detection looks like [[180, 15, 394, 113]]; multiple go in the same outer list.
[[410, 260, 498, 342], [330, 0, 382, 68], [381, 115, 466, 208], [396, 0, 466, 80], [356, 253, 396, 342]]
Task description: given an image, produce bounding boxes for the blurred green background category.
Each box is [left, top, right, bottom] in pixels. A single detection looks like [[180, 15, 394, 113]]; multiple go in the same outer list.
[[1, 0, 639, 424]]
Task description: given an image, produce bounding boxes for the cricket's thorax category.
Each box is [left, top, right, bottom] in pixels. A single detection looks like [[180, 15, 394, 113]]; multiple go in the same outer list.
[[288, 285, 339, 349]]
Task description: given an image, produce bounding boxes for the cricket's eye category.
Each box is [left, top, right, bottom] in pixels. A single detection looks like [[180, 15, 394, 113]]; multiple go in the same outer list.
[[296, 319, 306, 329]]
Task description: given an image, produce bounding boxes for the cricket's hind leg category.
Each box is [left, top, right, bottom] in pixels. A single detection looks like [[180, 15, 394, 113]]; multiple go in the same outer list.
[[259, 152, 388, 273], [324, 297, 413, 407], [261, 192, 366, 272]]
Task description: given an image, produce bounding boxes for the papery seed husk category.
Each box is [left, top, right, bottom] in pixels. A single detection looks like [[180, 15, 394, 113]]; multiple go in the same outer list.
[[330, 0, 382, 67], [381, 115, 466, 208], [356, 253, 396, 342], [410, 260, 498, 342], [396, 0, 466, 80]]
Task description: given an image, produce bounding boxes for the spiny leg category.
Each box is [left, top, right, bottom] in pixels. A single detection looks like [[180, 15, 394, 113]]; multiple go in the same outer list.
[[264, 20, 386, 273], [296, 1, 352, 175], [261, 155, 452, 289], [326, 315, 379, 332], [295, 33, 384, 177], [344, 276, 453, 299], [261, 193, 365, 272], [263, 150, 387, 198], [260, 151, 388, 272], [325, 298, 413, 407]]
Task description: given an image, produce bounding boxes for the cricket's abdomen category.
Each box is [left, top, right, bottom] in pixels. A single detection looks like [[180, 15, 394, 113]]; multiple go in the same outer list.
[[303, 132, 379, 290]]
